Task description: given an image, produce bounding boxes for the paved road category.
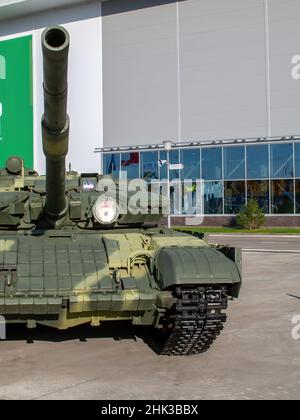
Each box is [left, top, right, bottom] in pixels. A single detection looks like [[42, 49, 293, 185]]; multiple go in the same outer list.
[[209, 234, 300, 253], [0, 243, 300, 400]]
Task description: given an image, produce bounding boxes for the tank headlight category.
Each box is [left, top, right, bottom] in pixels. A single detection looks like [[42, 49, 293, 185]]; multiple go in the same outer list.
[[93, 196, 119, 224]]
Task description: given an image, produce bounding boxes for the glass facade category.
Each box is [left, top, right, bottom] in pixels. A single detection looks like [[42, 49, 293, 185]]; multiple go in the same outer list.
[[296, 180, 300, 214], [141, 151, 158, 181], [169, 149, 180, 180], [224, 146, 245, 180], [102, 140, 300, 215], [224, 181, 245, 214], [247, 145, 269, 179], [295, 143, 300, 178], [271, 179, 294, 214], [103, 153, 120, 178], [120, 152, 139, 179], [159, 150, 168, 180], [270, 143, 293, 178], [202, 148, 222, 180], [247, 180, 269, 213], [182, 149, 200, 180], [204, 181, 223, 214]]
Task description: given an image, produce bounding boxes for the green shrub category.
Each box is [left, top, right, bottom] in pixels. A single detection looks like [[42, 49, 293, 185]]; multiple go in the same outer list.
[[236, 199, 265, 230]]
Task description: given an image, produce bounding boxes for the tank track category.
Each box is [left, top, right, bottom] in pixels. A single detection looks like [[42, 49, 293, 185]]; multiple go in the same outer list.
[[157, 285, 228, 356]]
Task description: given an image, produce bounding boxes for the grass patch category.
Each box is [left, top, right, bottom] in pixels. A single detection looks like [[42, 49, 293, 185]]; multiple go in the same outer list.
[[174, 226, 300, 235]]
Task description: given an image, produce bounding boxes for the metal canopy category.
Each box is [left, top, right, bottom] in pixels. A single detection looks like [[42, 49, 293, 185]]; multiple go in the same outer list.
[[94, 135, 300, 154]]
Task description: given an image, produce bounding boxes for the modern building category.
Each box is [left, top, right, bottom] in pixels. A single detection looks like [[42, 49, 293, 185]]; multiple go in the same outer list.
[[101, 136, 300, 225], [1, 0, 300, 225]]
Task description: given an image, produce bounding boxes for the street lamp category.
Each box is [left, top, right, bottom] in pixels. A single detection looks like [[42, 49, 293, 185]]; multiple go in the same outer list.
[[163, 140, 173, 152]]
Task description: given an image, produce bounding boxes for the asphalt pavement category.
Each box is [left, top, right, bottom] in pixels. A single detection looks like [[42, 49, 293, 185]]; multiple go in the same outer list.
[[209, 234, 300, 253], [0, 235, 299, 400]]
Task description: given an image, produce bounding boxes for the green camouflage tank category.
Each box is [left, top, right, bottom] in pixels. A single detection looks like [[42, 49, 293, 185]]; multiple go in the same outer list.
[[0, 26, 242, 355]]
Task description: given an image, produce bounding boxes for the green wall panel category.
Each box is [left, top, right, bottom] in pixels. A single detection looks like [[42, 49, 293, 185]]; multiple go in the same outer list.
[[0, 35, 33, 168]]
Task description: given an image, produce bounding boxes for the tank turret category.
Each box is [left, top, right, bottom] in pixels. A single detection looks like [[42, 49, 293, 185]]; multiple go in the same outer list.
[[41, 26, 70, 223]]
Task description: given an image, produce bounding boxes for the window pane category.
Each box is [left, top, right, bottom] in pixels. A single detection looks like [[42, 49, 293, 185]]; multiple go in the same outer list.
[[120, 152, 139, 179], [224, 181, 245, 214], [204, 181, 223, 214], [170, 180, 182, 215], [158, 181, 168, 205], [296, 180, 300, 213], [159, 151, 168, 180], [181, 149, 200, 180], [271, 143, 293, 178], [182, 149, 200, 180], [247, 180, 269, 213], [103, 153, 120, 177], [182, 182, 198, 215], [169, 150, 180, 180], [295, 143, 300, 178], [141, 151, 158, 181], [247, 145, 269, 179], [271, 179, 294, 214], [202, 148, 222, 180], [224, 146, 245, 180]]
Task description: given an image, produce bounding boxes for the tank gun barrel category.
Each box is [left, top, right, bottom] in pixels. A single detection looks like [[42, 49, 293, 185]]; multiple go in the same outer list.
[[41, 26, 70, 221]]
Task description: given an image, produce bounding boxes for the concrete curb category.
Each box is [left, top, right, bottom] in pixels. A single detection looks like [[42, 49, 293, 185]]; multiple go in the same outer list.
[[210, 234, 300, 239], [243, 249, 300, 254]]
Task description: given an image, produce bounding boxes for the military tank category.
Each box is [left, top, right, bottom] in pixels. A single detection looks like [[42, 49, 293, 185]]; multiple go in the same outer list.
[[0, 26, 242, 355]]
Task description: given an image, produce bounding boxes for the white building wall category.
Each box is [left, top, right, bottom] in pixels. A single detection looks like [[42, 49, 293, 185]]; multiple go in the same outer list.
[[2, 0, 300, 166], [101, 0, 300, 148], [0, 0, 103, 173]]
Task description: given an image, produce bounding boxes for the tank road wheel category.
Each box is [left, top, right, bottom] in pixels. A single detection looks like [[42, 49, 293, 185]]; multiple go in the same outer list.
[[153, 286, 228, 356]]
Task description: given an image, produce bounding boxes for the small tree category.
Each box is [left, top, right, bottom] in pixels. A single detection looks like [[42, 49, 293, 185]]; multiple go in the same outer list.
[[237, 199, 265, 230]]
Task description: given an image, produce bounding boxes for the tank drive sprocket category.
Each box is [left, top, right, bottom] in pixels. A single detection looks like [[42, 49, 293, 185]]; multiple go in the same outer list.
[[152, 285, 228, 356]]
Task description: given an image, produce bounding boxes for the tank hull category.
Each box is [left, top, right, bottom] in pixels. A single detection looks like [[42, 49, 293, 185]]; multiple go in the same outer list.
[[0, 229, 241, 332]]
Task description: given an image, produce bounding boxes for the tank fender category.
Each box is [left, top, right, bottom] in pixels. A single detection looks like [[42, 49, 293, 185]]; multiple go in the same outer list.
[[154, 246, 242, 298]]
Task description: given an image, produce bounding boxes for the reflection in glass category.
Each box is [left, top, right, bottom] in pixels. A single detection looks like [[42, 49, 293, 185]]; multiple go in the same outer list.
[[271, 143, 293, 178], [295, 143, 300, 178], [170, 180, 182, 215], [159, 151, 168, 180], [169, 150, 180, 180], [224, 181, 245, 214], [204, 181, 223, 214], [141, 151, 158, 181], [202, 148, 222, 180], [182, 182, 198, 215], [120, 152, 139, 179], [103, 153, 120, 177], [247, 145, 269, 179], [271, 179, 294, 214], [224, 146, 245, 180], [159, 181, 169, 211], [296, 180, 300, 214], [182, 149, 200, 180], [247, 180, 269, 213]]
